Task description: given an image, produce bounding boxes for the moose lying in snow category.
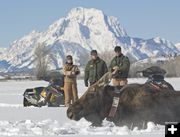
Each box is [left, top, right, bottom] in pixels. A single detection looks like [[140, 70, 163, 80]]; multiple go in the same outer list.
[[67, 68, 180, 129]]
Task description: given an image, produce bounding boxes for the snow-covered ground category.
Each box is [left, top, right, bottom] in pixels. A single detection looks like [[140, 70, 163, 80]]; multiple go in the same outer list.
[[0, 78, 180, 136]]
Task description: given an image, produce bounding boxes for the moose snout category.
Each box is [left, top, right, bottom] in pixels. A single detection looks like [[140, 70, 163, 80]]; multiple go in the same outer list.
[[67, 107, 74, 119], [67, 106, 83, 121], [67, 110, 74, 119]]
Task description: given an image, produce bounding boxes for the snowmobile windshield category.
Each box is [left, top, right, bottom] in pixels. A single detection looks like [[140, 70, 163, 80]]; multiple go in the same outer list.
[[140, 66, 166, 78], [49, 79, 64, 87]]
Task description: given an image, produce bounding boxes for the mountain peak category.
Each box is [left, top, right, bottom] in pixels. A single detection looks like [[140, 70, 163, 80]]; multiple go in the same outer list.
[[0, 47, 7, 52], [175, 43, 180, 51], [67, 7, 104, 19], [46, 7, 127, 51], [153, 36, 170, 44], [0, 7, 179, 72]]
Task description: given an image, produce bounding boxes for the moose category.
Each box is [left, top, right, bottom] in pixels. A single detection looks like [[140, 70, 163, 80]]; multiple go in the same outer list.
[[67, 69, 180, 129]]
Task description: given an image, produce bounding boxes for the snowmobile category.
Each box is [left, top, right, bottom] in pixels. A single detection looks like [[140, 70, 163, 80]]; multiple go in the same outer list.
[[137, 66, 174, 91], [23, 71, 65, 107]]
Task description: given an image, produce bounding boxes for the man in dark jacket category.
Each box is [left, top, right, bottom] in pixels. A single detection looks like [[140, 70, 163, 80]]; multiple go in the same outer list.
[[109, 46, 130, 86], [84, 50, 108, 87]]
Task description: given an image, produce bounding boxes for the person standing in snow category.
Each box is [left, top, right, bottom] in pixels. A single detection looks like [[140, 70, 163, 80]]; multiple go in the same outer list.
[[109, 46, 130, 86], [63, 55, 80, 107], [84, 50, 108, 87]]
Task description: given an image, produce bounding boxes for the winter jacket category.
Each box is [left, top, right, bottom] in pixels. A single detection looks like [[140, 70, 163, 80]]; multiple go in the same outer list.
[[84, 57, 108, 85], [63, 63, 80, 83], [109, 54, 130, 79]]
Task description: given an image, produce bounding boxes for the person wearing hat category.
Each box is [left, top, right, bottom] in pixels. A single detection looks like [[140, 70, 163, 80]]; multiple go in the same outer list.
[[84, 50, 108, 87], [109, 46, 130, 86], [63, 55, 80, 107]]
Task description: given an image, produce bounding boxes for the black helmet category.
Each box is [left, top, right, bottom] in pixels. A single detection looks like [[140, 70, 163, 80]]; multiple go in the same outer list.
[[114, 46, 121, 52]]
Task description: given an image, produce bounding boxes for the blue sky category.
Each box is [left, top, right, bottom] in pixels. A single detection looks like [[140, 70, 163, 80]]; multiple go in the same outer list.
[[0, 0, 180, 47]]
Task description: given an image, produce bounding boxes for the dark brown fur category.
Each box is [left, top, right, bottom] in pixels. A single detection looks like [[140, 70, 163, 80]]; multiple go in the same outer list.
[[67, 74, 180, 128]]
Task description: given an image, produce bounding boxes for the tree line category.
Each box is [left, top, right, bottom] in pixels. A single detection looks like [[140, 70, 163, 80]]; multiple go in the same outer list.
[[33, 44, 180, 79]]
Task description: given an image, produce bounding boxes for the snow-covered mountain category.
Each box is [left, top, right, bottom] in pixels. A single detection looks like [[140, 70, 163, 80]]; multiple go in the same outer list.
[[175, 43, 180, 51], [0, 7, 179, 72], [0, 47, 7, 54]]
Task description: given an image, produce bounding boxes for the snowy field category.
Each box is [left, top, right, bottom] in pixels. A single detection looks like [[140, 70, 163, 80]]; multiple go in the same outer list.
[[0, 78, 180, 136]]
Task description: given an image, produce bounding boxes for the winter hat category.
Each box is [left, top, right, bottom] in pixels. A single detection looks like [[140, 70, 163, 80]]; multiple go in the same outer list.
[[66, 55, 73, 60], [114, 46, 121, 52], [90, 50, 98, 55]]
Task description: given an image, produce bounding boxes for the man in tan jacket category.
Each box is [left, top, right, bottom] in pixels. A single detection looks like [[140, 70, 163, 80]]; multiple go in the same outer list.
[[63, 55, 80, 107]]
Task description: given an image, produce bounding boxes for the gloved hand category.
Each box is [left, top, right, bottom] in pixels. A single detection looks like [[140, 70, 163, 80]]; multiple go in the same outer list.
[[112, 69, 120, 79], [112, 69, 119, 74], [113, 66, 119, 71], [75, 70, 80, 75], [85, 81, 89, 87], [71, 71, 80, 75], [71, 71, 75, 75]]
